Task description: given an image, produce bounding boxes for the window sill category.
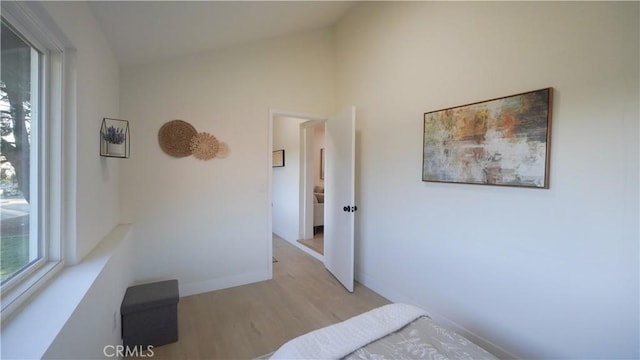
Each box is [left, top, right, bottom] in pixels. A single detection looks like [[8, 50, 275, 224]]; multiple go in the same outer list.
[[0, 224, 132, 359], [1, 260, 64, 321]]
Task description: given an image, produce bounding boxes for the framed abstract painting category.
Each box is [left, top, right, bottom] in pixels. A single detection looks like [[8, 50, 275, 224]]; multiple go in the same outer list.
[[422, 88, 553, 188]]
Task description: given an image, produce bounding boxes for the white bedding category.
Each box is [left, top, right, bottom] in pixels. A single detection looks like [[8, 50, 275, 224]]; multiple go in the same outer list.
[[270, 303, 428, 360]]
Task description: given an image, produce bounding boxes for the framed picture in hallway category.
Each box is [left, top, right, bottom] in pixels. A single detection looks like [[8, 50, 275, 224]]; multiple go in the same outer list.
[[320, 148, 325, 180], [422, 87, 553, 189], [273, 149, 285, 167]]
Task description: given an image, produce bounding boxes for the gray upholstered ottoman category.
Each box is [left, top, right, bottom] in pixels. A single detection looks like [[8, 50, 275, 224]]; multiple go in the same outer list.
[[121, 279, 179, 347]]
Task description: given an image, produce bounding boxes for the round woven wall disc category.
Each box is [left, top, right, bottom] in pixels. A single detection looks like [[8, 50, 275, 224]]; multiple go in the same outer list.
[[190, 132, 219, 160], [216, 142, 230, 158], [158, 120, 197, 157]]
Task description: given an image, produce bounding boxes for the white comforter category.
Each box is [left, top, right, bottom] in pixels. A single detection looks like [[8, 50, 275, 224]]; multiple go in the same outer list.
[[270, 303, 428, 360]]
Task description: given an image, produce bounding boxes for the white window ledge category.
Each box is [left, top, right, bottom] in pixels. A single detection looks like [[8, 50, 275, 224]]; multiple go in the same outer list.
[[1, 224, 132, 359]]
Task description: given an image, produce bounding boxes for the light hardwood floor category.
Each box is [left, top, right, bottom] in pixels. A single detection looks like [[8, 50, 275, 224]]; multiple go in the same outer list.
[[297, 231, 324, 255], [148, 235, 389, 359]]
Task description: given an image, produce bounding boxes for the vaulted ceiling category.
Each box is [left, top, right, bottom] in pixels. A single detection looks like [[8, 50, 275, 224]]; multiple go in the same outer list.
[[88, 1, 355, 67]]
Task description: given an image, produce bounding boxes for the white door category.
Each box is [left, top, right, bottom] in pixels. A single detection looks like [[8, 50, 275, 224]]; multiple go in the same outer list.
[[324, 107, 356, 292]]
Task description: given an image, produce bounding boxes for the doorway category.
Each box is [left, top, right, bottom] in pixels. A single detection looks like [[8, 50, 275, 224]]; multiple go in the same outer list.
[[297, 122, 325, 256], [268, 107, 356, 291], [269, 111, 326, 269]]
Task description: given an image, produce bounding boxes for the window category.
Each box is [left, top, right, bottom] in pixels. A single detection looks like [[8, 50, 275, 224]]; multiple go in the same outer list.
[[1, 19, 44, 287], [0, 3, 67, 317]]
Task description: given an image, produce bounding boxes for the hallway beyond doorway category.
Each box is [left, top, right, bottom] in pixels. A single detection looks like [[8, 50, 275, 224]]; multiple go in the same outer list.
[[297, 229, 324, 255]]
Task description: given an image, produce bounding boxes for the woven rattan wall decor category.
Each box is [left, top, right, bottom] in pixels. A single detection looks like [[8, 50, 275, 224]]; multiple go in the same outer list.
[[190, 132, 219, 160], [158, 119, 230, 160], [216, 142, 230, 158], [158, 120, 197, 157]]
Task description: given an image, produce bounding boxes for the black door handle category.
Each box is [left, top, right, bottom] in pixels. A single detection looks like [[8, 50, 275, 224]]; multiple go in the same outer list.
[[343, 206, 358, 212]]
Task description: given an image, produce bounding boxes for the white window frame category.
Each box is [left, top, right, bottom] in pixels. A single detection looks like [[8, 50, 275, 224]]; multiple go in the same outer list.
[[1, 1, 73, 321]]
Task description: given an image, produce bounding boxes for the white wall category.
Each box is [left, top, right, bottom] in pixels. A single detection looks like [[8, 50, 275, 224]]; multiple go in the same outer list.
[[2, 2, 129, 359], [38, 1, 128, 355], [272, 116, 304, 242], [335, 2, 639, 359], [119, 29, 336, 296], [42, 1, 121, 264], [44, 226, 134, 360]]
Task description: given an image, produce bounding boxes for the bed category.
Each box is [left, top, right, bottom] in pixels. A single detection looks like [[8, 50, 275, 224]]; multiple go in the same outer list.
[[270, 303, 498, 360]]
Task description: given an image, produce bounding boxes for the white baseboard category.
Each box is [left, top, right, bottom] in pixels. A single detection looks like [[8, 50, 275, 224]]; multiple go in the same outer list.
[[179, 270, 270, 297], [356, 271, 519, 360]]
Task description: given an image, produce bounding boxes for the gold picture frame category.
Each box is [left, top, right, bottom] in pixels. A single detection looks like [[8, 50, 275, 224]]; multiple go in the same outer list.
[[273, 149, 285, 167]]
